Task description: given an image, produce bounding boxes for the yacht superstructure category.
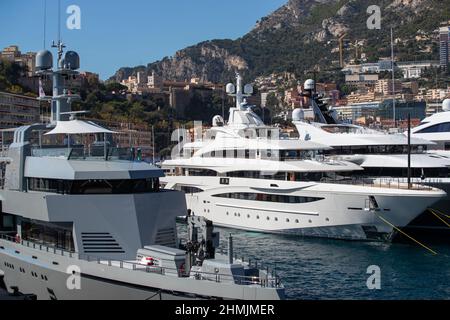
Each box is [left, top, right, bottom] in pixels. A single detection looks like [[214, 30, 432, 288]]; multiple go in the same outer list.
[[161, 74, 445, 241], [411, 99, 450, 154], [0, 44, 284, 300]]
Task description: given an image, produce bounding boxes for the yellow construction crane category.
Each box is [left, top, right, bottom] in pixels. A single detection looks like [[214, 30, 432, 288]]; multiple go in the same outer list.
[[338, 33, 347, 68]]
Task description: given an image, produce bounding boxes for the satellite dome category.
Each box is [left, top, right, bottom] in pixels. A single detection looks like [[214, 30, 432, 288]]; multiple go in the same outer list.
[[35, 50, 53, 71], [226, 83, 235, 94], [212, 115, 224, 127], [443, 99, 450, 112], [244, 84, 254, 95], [292, 108, 304, 121], [65, 51, 80, 70], [304, 79, 315, 91]]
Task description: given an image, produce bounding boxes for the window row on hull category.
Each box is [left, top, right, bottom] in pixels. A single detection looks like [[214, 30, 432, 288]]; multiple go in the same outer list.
[[212, 192, 324, 204], [325, 145, 427, 155]]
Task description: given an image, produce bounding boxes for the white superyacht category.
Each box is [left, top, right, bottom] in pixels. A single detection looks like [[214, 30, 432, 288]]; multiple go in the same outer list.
[[292, 81, 450, 236], [0, 44, 284, 300], [161, 74, 445, 241]]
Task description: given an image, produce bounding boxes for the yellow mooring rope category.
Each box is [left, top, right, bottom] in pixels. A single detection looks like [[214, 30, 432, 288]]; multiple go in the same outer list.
[[375, 213, 438, 255], [428, 208, 450, 229], [429, 208, 450, 220]]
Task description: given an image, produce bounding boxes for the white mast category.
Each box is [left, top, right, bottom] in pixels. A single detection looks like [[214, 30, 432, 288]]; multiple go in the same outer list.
[[391, 27, 396, 126]]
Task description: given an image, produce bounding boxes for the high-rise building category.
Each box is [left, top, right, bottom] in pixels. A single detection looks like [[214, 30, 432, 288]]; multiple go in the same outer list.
[[440, 24, 450, 69]]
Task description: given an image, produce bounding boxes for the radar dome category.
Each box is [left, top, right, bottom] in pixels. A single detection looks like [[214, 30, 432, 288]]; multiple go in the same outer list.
[[292, 108, 304, 121], [35, 50, 53, 71], [65, 51, 80, 70], [212, 115, 225, 127], [443, 99, 450, 112], [244, 84, 253, 95], [226, 83, 235, 94], [304, 79, 315, 91]]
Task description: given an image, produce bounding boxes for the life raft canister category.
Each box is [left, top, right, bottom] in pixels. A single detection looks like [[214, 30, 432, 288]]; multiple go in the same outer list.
[[145, 257, 154, 266]]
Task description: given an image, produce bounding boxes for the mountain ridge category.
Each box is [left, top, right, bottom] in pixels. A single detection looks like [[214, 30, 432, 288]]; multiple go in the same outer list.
[[110, 0, 450, 84]]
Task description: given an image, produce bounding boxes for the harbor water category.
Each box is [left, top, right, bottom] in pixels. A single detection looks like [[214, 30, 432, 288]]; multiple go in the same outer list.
[[179, 224, 450, 300]]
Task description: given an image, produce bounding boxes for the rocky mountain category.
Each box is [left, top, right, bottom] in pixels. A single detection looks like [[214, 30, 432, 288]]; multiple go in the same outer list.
[[110, 0, 450, 83]]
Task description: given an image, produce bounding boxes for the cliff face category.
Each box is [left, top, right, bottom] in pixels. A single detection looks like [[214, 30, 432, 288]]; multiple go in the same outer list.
[[147, 43, 248, 83], [111, 0, 449, 83]]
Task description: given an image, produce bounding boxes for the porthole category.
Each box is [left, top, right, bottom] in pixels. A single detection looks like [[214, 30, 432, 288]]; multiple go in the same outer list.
[[295, 219, 299, 223], [309, 219, 312, 223], [247, 214, 250, 218], [266, 216, 270, 221], [326, 218, 330, 222], [286, 218, 290, 222], [256, 215, 260, 219], [275, 217, 278, 221]]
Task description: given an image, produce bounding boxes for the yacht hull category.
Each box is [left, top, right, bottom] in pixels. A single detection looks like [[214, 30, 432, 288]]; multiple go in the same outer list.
[[0, 240, 284, 300], [164, 177, 445, 241]]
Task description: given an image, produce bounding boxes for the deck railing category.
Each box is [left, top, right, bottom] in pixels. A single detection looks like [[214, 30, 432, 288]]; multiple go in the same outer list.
[[0, 233, 282, 289], [322, 176, 438, 191], [30, 146, 136, 162]]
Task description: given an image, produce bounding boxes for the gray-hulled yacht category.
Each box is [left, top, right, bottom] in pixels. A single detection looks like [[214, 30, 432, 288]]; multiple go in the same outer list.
[[0, 42, 284, 300]]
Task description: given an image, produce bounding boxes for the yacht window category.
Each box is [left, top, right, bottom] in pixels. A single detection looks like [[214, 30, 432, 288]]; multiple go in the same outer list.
[[176, 185, 204, 194], [186, 169, 217, 176], [27, 178, 160, 194], [363, 167, 449, 178], [21, 219, 75, 252], [416, 122, 450, 134], [0, 213, 16, 233], [212, 192, 324, 204]]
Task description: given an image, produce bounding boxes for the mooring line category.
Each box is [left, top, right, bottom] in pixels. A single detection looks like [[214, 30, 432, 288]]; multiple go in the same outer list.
[[429, 208, 450, 220], [428, 208, 450, 229], [375, 214, 438, 255]]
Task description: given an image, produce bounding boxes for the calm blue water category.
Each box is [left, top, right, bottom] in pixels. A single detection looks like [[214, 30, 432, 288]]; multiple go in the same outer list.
[[179, 224, 450, 300]]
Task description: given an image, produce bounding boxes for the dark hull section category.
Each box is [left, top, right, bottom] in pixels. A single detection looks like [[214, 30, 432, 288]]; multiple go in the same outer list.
[[0, 252, 200, 300], [396, 180, 450, 243]]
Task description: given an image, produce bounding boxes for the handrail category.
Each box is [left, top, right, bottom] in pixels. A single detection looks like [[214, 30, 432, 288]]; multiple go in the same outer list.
[[30, 146, 135, 162], [322, 176, 437, 191], [0, 233, 282, 288]]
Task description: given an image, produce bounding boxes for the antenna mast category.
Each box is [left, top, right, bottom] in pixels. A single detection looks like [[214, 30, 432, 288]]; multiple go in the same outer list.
[[391, 27, 396, 127], [43, 0, 47, 48]]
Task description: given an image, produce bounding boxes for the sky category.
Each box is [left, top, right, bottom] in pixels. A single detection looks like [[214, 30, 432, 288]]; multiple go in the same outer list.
[[0, 0, 287, 80]]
